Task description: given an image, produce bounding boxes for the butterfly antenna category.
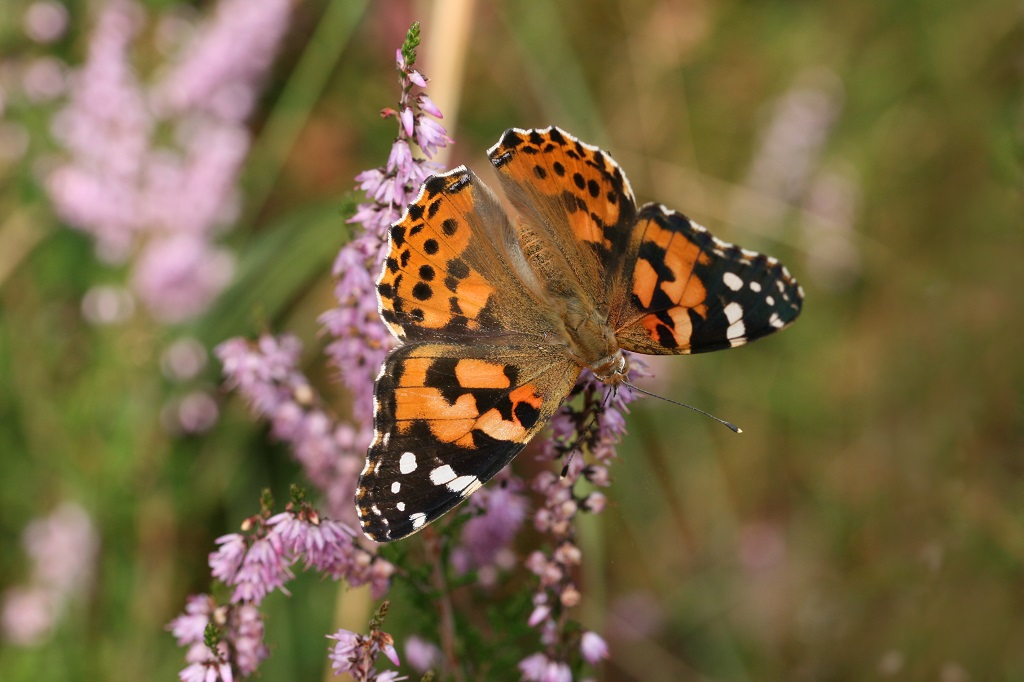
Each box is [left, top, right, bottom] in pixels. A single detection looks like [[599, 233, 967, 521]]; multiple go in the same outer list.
[[622, 380, 743, 434]]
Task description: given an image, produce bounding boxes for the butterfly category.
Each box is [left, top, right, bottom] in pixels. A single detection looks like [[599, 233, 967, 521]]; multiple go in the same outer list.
[[356, 126, 803, 542]]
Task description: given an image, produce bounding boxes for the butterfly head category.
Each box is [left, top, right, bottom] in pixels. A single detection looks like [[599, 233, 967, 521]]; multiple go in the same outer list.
[[589, 348, 630, 386]]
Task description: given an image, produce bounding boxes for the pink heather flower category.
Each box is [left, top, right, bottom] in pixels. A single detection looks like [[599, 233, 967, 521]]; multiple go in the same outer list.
[[228, 535, 293, 604], [321, 23, 451, 422], [209, 533, 247, 585], [22, 57, 66, 103], [407, 70, 426, 88], [179, 641, 234, 682], [0, 586, 58, 646], [399, 107, 415, 137], [45, 0, 294, 323], [231, 604, 269, 675], [167, 595, 214, 646], [2, 501, 100, 645], [414, 115, 452, 159], [451, 475, 528, 576], [154, 0, 292, 121], [23, 1, 69, 44], [327, 629, 361, 673], [417, 93, 442, 118], [216, 334, 370, 522], [528, 604, 551, 628], [518, 653, 572, 682], [131, 234, 235, 324], [580, 631, 609, 665], [22, 502, 99, 595], [47, 0, 150, 263], [404, 636, 442, 674]]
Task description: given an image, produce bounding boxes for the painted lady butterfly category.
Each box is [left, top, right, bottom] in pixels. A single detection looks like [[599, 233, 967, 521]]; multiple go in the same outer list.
[[356, 126, 803, 542]]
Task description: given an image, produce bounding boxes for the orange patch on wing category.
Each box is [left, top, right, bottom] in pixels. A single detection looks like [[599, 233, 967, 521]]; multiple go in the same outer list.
[[632, 224, 711, 314], [394, 388, 476, 421], [476, 408, 527, 440], [568, 210, 609, 248], [396, 357, 432, 387], [449, 270, 494, 319], [632, 259, 659, 308], [641, 307, 694, 348], [509, 384, 543, 413], [454, 359, 511, 389]]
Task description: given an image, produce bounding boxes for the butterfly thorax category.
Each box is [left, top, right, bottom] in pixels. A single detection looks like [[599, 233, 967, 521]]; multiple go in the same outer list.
[[558, 300, 630, 385]]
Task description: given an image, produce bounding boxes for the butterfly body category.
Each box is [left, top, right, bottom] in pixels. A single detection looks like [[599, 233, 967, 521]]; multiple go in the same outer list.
[[357, 127, 803, 542]]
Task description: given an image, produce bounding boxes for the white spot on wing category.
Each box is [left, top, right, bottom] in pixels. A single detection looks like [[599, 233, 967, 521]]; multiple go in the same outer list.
[[766, 296, 775, 306], [430, 465, 457, 486], [447, 475, 481, 494], [371, 505, 381, 516], [391, 481, 400, 494], [396, 501, 405, 512], [724, 302, 745, 343], [750, 281, 762, 292], [399, 452, 417, 474], [769, 313, 785, 328], [410, 512, 427, 529], [723, 272, 743, 291]]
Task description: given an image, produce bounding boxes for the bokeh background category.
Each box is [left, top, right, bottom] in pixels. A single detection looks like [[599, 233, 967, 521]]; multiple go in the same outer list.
[[1, 0, 1022, 680]]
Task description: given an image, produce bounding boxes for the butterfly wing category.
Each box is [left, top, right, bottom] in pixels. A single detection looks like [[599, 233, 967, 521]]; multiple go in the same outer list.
[[377, 165, 551, 342], [487, 126, 637, 308], [363, 165, 578, 542], [357, 342, 579, 541], [613, 203, 804, 354]]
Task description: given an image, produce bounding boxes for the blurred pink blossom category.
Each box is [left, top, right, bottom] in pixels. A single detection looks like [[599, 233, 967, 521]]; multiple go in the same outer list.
[[1, 502, 99, 646], [45, 0, 293, 323], [23, 1, 69, 44]]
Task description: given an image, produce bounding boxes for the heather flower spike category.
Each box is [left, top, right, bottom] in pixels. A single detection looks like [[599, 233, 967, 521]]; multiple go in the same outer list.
[[327, 601, 405, 681], [320, 20, 452, 411]]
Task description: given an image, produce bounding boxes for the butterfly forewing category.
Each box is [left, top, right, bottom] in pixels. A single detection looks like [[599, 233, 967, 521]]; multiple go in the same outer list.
[[613, 203, 804, 355], [377, 166, 549, 341], [487, 126, 638, 308], [357, 342, 580, 541]]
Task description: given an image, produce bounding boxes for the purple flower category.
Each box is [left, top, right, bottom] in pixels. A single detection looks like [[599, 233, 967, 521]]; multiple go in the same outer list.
[[321, 22, 452, 428], [1, 502, 99, 646], [518, 653, 572, 682], [132, 234, 235, 324], [0, 586, 58, 646], [44, 0, 294, 323], [450, 474, 528, 578], [217, 334, 372, 522], [169, 596, 213, 645], [414, 116, 452, 159], [327, 620, 403, 681], [209, 533, 247, 585], [404, 636, 442, 673], [153, 0, 292, 121], [580, 631, 609, 665], [231, 604, 269, 676], [23, 1, 69, 44]]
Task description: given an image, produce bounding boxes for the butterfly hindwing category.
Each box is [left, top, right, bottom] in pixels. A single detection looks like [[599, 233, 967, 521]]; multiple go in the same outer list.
[[357, 341, 580, 542], [614, 203, 804, 355]]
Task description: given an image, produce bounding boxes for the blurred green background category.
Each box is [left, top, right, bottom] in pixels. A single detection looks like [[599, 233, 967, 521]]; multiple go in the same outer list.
[[1, 0, 1022, 680]]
